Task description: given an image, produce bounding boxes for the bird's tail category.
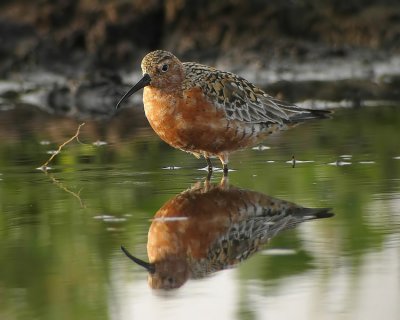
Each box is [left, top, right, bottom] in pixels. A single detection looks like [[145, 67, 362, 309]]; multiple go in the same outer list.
[[299, 207, 334, 220], [287, 108, 333, 123]]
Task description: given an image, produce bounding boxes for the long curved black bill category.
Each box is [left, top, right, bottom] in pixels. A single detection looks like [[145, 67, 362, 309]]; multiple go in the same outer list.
[[121, 245, 155, 273], [115, 73, 151, 109]]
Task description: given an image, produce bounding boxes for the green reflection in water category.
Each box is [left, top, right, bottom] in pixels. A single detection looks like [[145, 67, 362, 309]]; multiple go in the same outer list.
[[0, 105, 399, 319]]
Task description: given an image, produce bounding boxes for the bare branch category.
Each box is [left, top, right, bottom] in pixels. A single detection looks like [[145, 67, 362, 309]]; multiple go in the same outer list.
[[38, 123, 85, 171]]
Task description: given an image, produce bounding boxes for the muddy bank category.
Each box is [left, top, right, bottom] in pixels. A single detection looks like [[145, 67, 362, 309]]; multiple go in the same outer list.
[[1, 65, 399, 121], [0, 0, 399, 118]]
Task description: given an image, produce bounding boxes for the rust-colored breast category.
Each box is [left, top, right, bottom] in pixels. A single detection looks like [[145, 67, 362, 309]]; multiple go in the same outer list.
[[146, 185, 294, 264], [147, 190, 232, 262], [143, 86, 264, 156]]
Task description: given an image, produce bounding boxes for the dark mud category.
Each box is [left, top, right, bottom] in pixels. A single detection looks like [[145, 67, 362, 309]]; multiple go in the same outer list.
[[0, 0, 399, 118]]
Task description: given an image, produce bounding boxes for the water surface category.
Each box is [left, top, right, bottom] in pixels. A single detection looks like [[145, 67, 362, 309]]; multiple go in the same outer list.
[[0, 105, 399, 320]]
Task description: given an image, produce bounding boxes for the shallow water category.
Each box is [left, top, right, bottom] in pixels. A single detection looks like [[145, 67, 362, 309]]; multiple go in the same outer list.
[[0, 104, 400, 320]]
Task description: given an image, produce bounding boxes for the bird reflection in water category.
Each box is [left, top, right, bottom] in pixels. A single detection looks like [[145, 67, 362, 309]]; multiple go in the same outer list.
[[121, 179, 333, 290]]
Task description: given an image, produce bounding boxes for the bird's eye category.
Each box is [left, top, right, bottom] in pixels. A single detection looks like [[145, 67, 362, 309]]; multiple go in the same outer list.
[[161, 64, 169, 72]]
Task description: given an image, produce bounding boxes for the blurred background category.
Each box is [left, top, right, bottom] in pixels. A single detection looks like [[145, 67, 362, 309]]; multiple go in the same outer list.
[[1, 0, 400, 70], [0, 0, 400, 118]]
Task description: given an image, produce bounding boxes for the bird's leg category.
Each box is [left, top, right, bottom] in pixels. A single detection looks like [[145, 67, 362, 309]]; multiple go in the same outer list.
[[218, 153, 229, 176], [205, 157, 213, 173], [223, 164, 229, 176], [219, 175, 229, 189], [206, 170, 212, 182], [203, 176, 212, 190]]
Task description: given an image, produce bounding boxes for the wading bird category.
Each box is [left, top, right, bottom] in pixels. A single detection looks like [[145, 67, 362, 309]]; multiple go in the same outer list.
[[116, 50, 330, 174]]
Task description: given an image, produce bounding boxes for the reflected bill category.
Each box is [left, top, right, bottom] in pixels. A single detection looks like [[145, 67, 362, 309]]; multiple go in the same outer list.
[[122, 179, 333, 290]]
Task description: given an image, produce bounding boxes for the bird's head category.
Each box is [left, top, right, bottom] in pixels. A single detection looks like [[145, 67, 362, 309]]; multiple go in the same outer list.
[[116, 50, 184, 109]]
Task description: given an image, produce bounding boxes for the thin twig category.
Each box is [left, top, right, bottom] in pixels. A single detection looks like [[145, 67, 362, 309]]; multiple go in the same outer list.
[[39, 122, 85, 170], [45, 171, 86, 208]]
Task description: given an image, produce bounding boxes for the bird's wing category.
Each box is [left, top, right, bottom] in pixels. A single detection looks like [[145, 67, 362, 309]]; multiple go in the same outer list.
[[183, 62, 306, 124]]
